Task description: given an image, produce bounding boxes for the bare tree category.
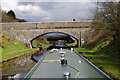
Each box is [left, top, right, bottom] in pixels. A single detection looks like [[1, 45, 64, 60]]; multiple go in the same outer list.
[[93, 2, 120, 42], [93, 1, 120, 67]]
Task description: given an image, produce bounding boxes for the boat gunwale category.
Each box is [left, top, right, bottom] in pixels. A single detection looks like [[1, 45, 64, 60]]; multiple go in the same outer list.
[[24, 49, 112, 80], [74, 50, 112, 80], [24, 51, 49, 79]]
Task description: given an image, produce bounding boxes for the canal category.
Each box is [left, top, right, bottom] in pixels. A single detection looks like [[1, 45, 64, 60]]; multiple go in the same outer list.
[[2, 51, 46, 78], [2, 32, 73, 79], [2, 32, 111, 79]]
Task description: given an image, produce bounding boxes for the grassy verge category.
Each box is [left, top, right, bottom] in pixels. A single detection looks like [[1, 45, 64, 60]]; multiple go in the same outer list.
[[66, 40, 77, 47], [1, 42, 28, 54], [74, 48, 94, 53], [0, 33, 38, 62], [1, 41, 38, 61], [2, 48, 38, 61], [32, 42, 51, 49], [74, 40, 120, 80], [1, 33, 28, 55], [1, 38, 50, 62]]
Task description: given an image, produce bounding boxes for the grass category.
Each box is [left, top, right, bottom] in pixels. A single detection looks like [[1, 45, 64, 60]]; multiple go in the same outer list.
[[0, 33, 37, 61], [2, 48, 37, 61], [74, 40, 120, 80], [1, 41, 38, 61], [66, 40, 77, 47], [1, 42, 28, 54], [32, 42, 51, 49], [0, 33, 51, 62], [74, 48, 94, 53], [1, 40, 51, 61], [1, 33, 28, 55]]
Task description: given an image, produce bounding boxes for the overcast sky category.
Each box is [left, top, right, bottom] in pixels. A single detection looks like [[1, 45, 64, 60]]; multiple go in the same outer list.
[[1, 0, 119, 22]]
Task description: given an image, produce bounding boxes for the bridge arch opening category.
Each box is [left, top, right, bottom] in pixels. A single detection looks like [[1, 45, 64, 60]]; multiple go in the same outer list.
[[30, 32, 79, 48]]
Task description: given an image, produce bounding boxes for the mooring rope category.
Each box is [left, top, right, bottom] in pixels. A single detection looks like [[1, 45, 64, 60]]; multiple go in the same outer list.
[[67, 63, 80, 78], [43, 49, 80, 78], [43, 59, 80, 78]]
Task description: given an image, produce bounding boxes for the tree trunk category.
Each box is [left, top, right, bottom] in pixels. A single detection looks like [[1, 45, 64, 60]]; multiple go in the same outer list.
[[113, 34, 116, 42], [116, 32, 120, 77]]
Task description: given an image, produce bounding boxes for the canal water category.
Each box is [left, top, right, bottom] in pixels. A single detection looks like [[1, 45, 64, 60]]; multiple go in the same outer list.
[[2, 51, 46, 78], [2, 33, 75, 79], [2, 46, 111, 79], [2, 44, 70, 79]]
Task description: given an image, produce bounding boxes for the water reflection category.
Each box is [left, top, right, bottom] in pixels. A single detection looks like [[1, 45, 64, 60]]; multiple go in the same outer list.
[[17, 57, 27, 67], [31, 51, 46, 62], [2, 51, 46, 78], [2, 41, 70, 79], [8, 73, 27, 78]]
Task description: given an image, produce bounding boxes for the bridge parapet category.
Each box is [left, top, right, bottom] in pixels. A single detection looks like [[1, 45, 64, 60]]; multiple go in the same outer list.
[[1, 21, 93, 30]]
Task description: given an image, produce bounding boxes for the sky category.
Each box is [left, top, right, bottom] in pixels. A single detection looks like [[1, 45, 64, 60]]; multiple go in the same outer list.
[[1, 0, 120, 22]]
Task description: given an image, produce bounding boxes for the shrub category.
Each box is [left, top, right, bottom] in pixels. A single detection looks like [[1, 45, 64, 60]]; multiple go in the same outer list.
[[1, 40, 6, 48]]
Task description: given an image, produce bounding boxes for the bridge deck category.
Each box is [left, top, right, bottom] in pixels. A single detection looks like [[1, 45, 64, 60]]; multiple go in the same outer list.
[[25, 49, 110, 79]]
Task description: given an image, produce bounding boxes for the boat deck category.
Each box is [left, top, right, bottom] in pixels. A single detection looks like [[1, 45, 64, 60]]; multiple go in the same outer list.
[[25, 49, 111, 79]]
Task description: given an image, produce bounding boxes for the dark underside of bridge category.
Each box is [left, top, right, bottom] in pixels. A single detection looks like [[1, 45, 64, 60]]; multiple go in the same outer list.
[[46, 35, 74, 43], [31, 34, 79, 48]]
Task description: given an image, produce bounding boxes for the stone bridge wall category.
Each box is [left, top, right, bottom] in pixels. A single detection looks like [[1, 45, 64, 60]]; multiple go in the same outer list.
[[1, 21, 93, 48]]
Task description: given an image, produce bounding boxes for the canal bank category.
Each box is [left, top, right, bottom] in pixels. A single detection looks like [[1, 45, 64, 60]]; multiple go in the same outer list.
[[25, 49, 111, 79], [74, 40, 120, 80], [2, 48, 38, 63], [2, 50, 47, 78]]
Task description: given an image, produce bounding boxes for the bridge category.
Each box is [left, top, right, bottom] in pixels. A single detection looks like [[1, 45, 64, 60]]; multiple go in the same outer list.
[[1, 21, 94, 48]]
